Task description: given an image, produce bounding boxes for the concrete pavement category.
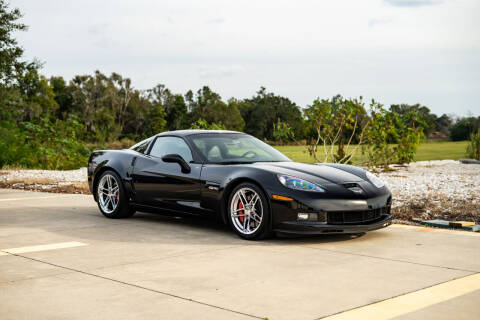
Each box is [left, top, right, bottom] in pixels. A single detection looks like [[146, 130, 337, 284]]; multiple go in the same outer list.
[[0, 188, 479, 320]]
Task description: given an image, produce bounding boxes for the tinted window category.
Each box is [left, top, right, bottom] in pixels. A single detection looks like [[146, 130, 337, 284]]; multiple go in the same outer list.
[[150, 136, 193, 162], [191, 134, 291, 163], [131, 138, 152, 154]]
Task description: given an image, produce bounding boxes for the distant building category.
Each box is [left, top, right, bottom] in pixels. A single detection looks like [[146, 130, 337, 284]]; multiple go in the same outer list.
[[427, 131, 449, 140]]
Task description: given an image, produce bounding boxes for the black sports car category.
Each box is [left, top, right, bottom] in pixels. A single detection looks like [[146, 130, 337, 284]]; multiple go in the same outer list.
[[88, 130, 392, 240]]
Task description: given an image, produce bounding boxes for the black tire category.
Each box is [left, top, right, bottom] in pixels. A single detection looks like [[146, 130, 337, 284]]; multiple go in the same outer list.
[[227, 182, 272, 240], [96, 170, 135, 219]]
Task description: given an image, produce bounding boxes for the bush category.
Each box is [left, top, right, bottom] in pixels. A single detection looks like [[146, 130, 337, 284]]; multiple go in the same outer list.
[[272, 119, 295, 145], [0, 117, 91, 170], [304, 96, 368, 163], [363, 103, 425, 168], [362, 105, 399, 168], [0, 119, 30, 167], [466, 128, 480, 160]]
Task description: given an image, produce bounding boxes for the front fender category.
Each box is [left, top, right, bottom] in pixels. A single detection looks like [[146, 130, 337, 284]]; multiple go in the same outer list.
[[199, 165, 279, 221]]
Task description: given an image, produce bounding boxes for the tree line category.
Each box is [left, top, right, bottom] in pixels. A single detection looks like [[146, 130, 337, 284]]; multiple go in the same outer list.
[[10, 68, 480, 143], [1, 0, 479, 169]]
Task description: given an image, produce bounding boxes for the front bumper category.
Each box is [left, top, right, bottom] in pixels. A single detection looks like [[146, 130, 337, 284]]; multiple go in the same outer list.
[[274, 214, 393, 235], [268, 187, 393, 235]]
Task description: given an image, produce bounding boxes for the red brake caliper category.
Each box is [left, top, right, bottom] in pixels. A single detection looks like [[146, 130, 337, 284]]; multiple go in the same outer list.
[[238, 201, 244, 223]]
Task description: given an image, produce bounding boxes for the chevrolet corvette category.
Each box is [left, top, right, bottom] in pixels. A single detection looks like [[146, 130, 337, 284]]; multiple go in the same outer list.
[[88, 130, 392, 240]]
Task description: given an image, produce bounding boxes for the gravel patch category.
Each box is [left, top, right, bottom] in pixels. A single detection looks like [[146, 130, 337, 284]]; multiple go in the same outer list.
[[378, 160, 480, 223], [0, 168, 88, 194], [0, 167, 87, 183]]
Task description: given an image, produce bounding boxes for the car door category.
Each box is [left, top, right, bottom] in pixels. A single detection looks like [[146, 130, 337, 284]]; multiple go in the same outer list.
[[131, 136, 203, 213]]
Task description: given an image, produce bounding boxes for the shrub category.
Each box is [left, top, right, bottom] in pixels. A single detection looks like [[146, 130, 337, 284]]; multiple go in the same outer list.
[[272, 119, 294, 145], [466, 128, 480, 160], [363, 103, 425, 168], [362, 104, 399, 168], [0, 116, 91, 170], [304, 96, 369, 163]]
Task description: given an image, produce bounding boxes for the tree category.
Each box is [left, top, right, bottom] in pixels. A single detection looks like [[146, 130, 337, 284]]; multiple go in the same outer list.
[[364, 103, 425, 167], [69, 71, 120, 141], [16, 64, 58, 121], [389, 104, 436, 135], [121, 90, 153, 139], [272, 119, 294, 145], [363, 102, 399, 168], [435, 114, 453, 136], [239, 87, 303, 140], [110, 72, 134, 130], [50, 76, 74, 119], [147, 102, 167, 135], [165, 94, 189, 130], [147, 84, 188, 131], [0, 0, 27, 85], [394, 109, 425, 164], [450, 117, 480, 141], [304, 96, 369, 163], [190, 118, 226, 130], [186, 86, 244, 131]]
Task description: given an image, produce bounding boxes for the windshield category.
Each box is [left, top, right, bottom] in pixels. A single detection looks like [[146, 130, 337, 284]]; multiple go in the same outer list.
[[190, 134, 291, 164]]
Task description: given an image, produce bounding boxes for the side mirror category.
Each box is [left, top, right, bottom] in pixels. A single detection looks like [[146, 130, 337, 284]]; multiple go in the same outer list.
[[162, 154, 191, 173]]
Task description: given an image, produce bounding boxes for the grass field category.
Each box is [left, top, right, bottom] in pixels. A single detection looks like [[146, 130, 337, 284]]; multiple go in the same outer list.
[[274, 140, 469, 164]]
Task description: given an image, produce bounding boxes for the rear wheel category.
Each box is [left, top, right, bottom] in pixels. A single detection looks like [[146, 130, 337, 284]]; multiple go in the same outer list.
[[228, 183, 271, 240], [96, 170, 135, 219]]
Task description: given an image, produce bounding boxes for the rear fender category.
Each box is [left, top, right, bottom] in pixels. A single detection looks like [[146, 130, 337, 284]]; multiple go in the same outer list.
[[88, 150, 136, 201]]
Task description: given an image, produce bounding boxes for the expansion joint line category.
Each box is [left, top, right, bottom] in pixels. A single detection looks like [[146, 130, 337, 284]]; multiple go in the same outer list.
[[8, 253, 264, 320], [302, 246, 480, 273]]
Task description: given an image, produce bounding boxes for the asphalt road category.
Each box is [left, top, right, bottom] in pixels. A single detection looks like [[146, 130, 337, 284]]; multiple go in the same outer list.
[[1, 188, 479, 320]]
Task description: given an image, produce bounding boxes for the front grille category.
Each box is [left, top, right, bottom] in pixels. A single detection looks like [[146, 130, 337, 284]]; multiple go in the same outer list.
[[327, 206, 388, 225]]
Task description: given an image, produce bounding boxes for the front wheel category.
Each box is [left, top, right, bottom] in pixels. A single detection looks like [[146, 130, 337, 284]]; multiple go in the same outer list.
[[227, 183, 271, 240], [96, 170, 135, 219]]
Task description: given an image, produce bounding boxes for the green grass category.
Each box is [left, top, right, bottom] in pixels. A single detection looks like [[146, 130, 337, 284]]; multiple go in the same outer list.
[[274, 141, 469, 164]]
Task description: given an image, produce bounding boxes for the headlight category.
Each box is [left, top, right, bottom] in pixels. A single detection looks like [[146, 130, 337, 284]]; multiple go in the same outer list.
[[277, 175, 325, 192], [366, 171, 384, 188]]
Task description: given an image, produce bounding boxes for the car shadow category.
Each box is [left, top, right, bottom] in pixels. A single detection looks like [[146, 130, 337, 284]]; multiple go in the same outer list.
[[131, 211, 381, 245], [1, 204, 388, 246]]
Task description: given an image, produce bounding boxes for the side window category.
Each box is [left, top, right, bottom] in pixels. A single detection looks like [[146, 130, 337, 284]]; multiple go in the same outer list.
[[131, 139, 151, 154], [149, 137, 193, 162]]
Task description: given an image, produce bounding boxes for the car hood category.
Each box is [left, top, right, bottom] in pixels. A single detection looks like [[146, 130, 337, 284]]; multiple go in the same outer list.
[[253, 162, 365, 185]]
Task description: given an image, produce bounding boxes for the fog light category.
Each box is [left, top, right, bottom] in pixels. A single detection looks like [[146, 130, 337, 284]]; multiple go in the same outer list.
[[297, 212, 327, 223], [297, 213, 310, 220], [297, 212, 320, 221]]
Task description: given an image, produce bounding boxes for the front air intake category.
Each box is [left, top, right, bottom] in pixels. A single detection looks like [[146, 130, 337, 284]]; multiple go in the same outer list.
[[327, 206, 387, 225]]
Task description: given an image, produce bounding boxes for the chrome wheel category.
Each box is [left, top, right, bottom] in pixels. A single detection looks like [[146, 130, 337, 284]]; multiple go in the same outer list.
[[97, 174, 119, 214], [230, 187, 263, 235]]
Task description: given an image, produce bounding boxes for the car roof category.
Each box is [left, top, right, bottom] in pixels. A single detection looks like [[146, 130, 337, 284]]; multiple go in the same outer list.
[[156, 130, 244, 137]]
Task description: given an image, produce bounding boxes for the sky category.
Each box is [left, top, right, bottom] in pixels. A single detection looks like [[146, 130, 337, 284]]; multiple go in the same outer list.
[[12, 0, 480, 116]]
